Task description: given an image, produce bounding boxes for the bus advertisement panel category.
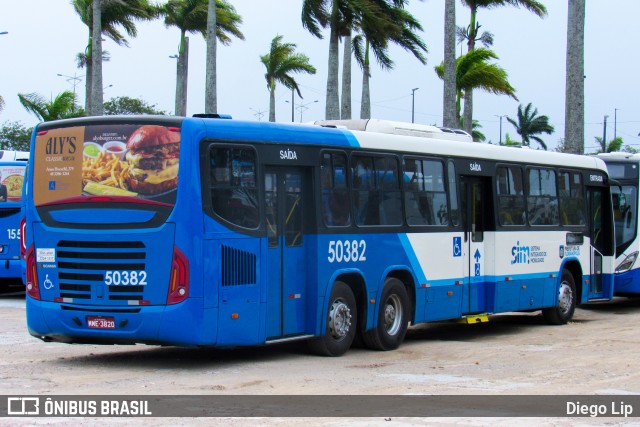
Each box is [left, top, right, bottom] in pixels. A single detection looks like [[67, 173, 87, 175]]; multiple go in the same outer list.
[[25, 116, 615, 356]]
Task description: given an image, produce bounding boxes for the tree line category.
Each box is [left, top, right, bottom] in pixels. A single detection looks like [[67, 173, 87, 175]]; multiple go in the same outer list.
[[2, 0, 628, 153]]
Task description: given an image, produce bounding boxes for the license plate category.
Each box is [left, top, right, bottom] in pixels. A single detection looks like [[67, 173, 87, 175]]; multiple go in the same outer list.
[[86, 316, 115, 329]]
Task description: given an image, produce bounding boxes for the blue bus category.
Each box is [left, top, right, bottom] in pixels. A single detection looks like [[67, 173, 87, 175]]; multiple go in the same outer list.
[[25, 116, 615, 355], [0, 151, 29, 285], [596, 153, 640, 295]]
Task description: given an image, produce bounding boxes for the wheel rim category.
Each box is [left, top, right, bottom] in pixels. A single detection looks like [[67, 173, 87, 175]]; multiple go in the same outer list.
[[383, 294, 402, 336], [557, 280, 573, 315], [328, 297, 352, 340]]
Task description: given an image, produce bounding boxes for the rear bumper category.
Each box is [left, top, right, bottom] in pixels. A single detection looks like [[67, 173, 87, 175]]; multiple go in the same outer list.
[[26, 297, 216, 346], [0, 258, 23, 281]]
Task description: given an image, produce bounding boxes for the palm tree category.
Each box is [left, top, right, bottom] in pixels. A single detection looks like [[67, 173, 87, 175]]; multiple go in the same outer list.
[[72, 0, 157, 114], [18, 91, 85, 122], [443, 0, 457, 128], [459, 118, 486, 142], [352, 1, 427, 119], [565, 0, 585, 154], [302, 0, 381, 120], [506, 102, 554, 150], [459, 0, 547, 133], [204, 0, 217, 113], [162, 0, 243, 116], [260, 35, 317, 122], [594, 136, 623, 154], [435, 48, 517, 124]]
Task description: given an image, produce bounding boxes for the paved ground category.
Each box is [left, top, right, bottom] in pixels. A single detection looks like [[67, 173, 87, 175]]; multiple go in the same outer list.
[[1, 285, 640, 426]]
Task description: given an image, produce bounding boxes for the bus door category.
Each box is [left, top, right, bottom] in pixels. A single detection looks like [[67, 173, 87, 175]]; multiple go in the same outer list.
[[265, 167, 308, 339], [587, 186, 612, 299], [462, 176, 489, 313]]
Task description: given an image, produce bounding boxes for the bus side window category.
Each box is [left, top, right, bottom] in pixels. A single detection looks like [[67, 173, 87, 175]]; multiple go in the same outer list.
[[321, 152, 351, 227], [496, 166, 525, 226], [209, 146, 259, 229]]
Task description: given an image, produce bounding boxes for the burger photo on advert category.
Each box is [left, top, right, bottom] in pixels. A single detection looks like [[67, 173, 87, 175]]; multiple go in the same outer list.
[[125, 125, 180, 196]]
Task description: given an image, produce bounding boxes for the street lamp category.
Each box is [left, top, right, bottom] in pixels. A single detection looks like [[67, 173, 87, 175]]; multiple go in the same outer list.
[[249, 107, 266, 121], [614, 108, 619, 140], [57, 73, 83, 99], [0, 31, 8, 36], [411, 88, 419, 123], [296, 100, 318, 123], [285, 98, 318, 123]]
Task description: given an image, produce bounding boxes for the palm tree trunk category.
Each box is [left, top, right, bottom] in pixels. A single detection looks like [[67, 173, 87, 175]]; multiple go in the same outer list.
[[360, 42, 371, 119], [90, 0, 103, 116], [341, 33, 352, 120], [325, 3, 340, 120], [565, 0, 585, 154], [85, 52, 93, 113], [443, 0, 457, 129], [462, 6, 478, 134], [175, 35, 189, 116], [269, 85, 276, 122], [204, 0, 217, 114]]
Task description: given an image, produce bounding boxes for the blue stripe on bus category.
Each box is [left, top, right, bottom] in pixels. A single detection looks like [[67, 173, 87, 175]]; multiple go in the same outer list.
[[398, 234, 427, 284]]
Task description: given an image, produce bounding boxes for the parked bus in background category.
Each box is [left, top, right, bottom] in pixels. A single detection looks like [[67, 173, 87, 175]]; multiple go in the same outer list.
[[0, 150, 29, 285], [25, 116, 615, 356], [596, 152, 640, 295]]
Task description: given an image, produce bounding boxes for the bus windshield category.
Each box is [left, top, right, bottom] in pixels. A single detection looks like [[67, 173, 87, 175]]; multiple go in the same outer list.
[[33, 123, 180, 206], [612, 184, 638, 254]]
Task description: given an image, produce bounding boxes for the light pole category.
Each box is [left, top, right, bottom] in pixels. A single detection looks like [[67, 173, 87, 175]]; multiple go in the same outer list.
[[57, 73, 83, 99], [249, 107, 266, 121], [603, 115, 609, 147], [297, 100, 318, 123], [614, 108, 619, 140], [495, 115, 504, 144], [411, 88, 419, 123]]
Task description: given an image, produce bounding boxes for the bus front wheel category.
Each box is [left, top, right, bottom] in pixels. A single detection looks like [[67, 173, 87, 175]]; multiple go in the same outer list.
[[309, 281, 357, 357], [542, 270, 576, 325], [363, 278, 409, 351]]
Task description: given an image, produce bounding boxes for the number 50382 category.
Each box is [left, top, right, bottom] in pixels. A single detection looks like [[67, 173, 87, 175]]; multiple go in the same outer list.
[[104, 270, 148, 286], [327, 240, 367, 263]]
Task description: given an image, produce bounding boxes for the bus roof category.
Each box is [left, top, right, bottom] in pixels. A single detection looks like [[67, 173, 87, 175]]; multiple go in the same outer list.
[[35, 115, 608, 173]]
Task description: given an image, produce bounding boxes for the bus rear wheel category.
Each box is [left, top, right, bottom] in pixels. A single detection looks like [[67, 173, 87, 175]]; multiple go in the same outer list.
[[308, 281, 357, 357], [542, 270, 576, 325], [363, 278, 409, 351]]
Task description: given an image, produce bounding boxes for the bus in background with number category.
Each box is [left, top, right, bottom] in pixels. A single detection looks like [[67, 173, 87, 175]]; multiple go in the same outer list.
[[25, 116, 614, 355], [0, 150, 29, 285], [596, 152, 640, 295]]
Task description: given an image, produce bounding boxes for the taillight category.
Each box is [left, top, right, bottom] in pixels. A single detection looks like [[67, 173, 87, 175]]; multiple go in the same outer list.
[[167, 246, 189, 304], [26, 245, 40, 300], [20, 217, 26, 260]]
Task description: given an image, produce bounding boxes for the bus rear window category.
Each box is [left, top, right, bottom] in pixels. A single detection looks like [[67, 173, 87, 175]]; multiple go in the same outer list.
[[0, 165, 26, 202], [32, 124, 180, 206]]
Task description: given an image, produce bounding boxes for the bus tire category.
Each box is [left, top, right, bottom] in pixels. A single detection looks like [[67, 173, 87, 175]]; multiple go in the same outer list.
[[308, 281, 357, 357], [363, 278, 409, 351], [542, 269, 576, 325]]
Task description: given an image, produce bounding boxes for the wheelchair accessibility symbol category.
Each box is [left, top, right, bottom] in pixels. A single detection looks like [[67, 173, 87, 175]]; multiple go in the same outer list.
[[43, 274, 54, 290], [453, 237, 462, 257]]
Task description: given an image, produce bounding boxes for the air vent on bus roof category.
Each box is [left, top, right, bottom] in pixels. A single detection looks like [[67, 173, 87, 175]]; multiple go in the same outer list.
[[192, 113, 232, 119]]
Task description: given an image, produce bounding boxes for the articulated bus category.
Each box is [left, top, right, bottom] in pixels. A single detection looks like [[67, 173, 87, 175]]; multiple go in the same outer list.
[[596, 153, 640, 295], [25, 116, 615, 356], [0, 150, 29, 285]]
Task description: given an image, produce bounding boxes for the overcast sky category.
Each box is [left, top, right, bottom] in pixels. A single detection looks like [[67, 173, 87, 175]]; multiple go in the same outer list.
[[1, 1, 638, 152]]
